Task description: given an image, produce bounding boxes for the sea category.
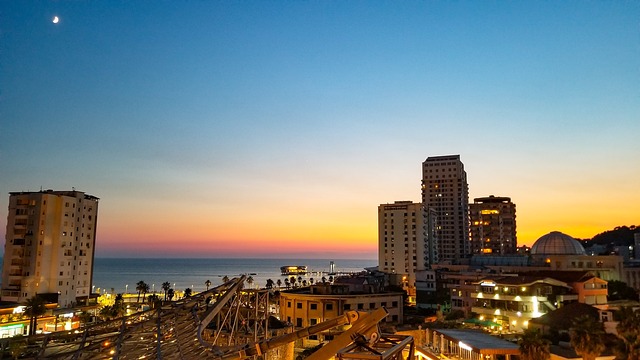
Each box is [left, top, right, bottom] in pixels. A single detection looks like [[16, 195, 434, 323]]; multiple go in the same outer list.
[[92, 258, 377, 295]]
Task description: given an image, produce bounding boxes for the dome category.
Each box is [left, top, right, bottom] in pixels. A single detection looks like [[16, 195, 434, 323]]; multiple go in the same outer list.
[[530, 231, 586, 255]]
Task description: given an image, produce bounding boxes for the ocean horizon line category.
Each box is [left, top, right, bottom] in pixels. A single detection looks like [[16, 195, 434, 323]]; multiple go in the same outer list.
[[93, 256, 378, 261]]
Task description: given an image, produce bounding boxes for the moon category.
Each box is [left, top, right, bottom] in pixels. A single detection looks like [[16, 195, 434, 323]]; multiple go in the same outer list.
[[52, 16, 59, 24]]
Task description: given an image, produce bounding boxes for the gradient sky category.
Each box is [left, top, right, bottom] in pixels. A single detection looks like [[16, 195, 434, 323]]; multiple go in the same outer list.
[[1, 1, 638, 259]]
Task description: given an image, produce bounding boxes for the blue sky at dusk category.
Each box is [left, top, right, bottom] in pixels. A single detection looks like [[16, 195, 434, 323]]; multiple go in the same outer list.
[[1, 1, 639, 258]]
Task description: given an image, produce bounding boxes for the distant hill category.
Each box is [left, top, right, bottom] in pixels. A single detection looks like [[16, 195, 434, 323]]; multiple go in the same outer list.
[[582, 225, 640, 250]]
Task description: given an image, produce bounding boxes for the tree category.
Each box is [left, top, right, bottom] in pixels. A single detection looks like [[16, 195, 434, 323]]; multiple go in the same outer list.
[[9, 340, 26, 360], [114, 293, 125, 313], [302, 280, 308, 287], [184, 288, 192, 297], [247, 276, 254, 289], [142, 283, 150, 301], [276, 279, 282, 288], [519, 328, 550, 360], [284, 278, 290, 289], [167, 288, 175, 301], [309, 278, 314, 285], [266, 279, 274, 289], [321, 276, 327, 284], [136, 281, 147, 302], [608, 280, 639, 301], [290, 276, 297, 288], [328, 276, 333, 283], [161, 282, 171, 301], [205, 279, 212, 291], [24, 295, 47, 335], [222, 275, 230, 283], [615, 307, 640, 359], [570, 315, 605, 360]]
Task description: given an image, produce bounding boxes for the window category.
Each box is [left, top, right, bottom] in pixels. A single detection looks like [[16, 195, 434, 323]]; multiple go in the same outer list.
[[344, 304, 351, 310], [287, 301, 291, 308], [296, 318, 303, 327], [326, 303, 333, 311], [310, 303, 317, 310], [296, 302, 302, 309]]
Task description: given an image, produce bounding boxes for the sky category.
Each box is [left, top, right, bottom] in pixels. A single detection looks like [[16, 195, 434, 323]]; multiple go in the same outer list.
[[1, 1, 638, 259]]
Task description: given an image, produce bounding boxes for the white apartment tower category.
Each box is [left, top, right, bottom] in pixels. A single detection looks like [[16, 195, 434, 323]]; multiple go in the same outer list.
[[2, 190, 99, 307], [421, 155, 470, 262], [378, 201, 424, 300]]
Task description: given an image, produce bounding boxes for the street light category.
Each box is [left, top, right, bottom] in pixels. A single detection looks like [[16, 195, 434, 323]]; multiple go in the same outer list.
[[125, 284, 128, 294], [152, 284, 155, 293]]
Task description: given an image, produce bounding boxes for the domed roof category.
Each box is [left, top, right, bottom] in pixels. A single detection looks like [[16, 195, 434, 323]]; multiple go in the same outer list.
[[530, 231, 586, 255]]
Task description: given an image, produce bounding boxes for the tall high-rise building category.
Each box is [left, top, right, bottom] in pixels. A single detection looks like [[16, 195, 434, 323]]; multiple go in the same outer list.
[[421, 155, 470, 262], [469, 195, 517, 255], [378, 201, 424, 300], [2, 190, 99, 307]]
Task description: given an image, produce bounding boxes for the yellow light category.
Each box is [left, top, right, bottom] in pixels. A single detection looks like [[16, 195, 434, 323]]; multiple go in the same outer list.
[[479, 316, 484, 320], [481, 210, 499, 215], [524, 320, 529, 327], [511, 320, 517, 326]]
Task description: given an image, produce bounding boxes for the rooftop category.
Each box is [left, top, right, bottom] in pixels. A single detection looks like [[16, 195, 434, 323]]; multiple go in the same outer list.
[[434, 329, 520, 355]]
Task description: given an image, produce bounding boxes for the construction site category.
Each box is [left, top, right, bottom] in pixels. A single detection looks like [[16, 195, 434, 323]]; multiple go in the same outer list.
[[0, 276, 416, 360]]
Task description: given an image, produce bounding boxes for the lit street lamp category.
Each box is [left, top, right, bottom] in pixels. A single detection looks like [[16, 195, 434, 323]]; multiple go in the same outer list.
[[125, 284, 128, 294]]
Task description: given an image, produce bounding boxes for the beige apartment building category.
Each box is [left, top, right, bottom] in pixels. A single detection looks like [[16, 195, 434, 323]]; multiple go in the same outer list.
[[378, 201, 425, 301], [470, 195, 517, 255], [2, 190, 99, 307]]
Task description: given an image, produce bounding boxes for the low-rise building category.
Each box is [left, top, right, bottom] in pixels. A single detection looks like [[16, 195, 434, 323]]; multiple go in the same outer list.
[[279, 283, 403, 350], [471, 276, 575, 333]]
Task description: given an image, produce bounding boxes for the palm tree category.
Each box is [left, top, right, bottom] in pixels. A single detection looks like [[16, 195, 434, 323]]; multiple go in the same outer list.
[[9, 340, 26, 360], [205, 279, 212, 291], [136, 281, 147, 302], [309, 278, 314, 285], [519, 328, 550, 360], [284, 278, 290, 289], [167, 288, 175, 301], [290, 276, 297, 288], [570, 315, 605, 360], [184, 288, 192, 297], [222, 275, 230, 283], [328, 275, 333, 283], [321, 276, 327, 284], [142, 283, 150, 300], [161, 282, 171, 301], [247, 276, 254, 289], [276, 279, 282, 288], [24, 295, 47, 335], [266, 279, 274, 289], [615, 307, 640, 359], [112, 293, 125, 317], [302, 280, 308, 287], [297, 276, 303, 285]]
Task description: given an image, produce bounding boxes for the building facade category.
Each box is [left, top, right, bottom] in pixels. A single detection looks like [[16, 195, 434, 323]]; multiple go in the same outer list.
[[2, 190, 99, 307], [378, 201, 425, 300], [470, 195, 517, 255], [421, 155, 470, 262], [279, 285, 403, 350]]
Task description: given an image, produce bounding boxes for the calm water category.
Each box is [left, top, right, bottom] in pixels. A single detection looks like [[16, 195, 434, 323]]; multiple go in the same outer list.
[[92, 258, 376, 295]]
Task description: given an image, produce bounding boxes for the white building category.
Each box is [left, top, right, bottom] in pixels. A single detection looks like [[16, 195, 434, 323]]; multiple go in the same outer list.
[[378, 201, 425, 301], [2, 190, 99, 307]]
